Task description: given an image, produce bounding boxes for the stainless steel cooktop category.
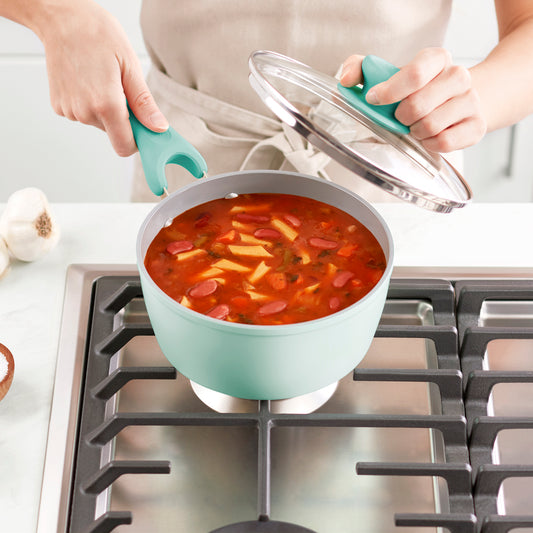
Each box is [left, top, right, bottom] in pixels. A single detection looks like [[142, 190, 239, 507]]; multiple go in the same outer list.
[[38, 265, 533, 533]]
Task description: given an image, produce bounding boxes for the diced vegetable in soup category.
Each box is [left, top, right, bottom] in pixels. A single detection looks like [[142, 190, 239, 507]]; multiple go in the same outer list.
[[144, 193, 386, 325]]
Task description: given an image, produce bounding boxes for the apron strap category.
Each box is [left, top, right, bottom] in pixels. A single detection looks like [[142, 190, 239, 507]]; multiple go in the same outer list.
[[148, 67, 334, 178], [148, 68, 281, 138], [240, 122, 332, 180]]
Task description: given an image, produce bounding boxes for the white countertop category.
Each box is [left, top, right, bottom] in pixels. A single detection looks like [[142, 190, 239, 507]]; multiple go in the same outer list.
[[1, 201, 533, 532]]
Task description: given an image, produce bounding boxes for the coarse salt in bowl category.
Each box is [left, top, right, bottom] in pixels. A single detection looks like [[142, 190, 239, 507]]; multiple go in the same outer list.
[[0, 343, 15, 401]]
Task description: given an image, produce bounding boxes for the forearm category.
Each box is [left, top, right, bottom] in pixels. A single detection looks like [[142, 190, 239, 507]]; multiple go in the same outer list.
[[0, 0, 41, 26], [470, 15, 533, 132], [0, 0, 75, 39]]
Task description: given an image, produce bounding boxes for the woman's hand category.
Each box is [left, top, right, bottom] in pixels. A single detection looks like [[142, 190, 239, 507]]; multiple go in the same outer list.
[[33, 0, 168, 156], [340, 48, 487, 153]]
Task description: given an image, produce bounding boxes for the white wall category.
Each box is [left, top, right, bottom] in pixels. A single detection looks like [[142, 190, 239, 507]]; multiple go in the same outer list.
[[444, 0, 533, 203], [0, 1, 147, 202], [1, 1, 532, 203]]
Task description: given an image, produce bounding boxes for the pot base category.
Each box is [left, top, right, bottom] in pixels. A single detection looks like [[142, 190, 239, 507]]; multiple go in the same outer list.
[[190, 380, 338, 414]]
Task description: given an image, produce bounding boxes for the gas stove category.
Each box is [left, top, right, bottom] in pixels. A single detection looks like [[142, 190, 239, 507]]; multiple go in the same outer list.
[[38, 265, 533, 533]]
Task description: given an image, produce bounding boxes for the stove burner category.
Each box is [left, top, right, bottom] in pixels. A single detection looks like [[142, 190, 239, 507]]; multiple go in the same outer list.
[[190, 379, 338, 414], [39, 269, 533, 533], [211, 519, 316, 532]]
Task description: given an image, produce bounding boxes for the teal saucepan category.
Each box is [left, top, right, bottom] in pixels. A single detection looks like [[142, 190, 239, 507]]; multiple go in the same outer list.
[[136, 170, 394, 400]]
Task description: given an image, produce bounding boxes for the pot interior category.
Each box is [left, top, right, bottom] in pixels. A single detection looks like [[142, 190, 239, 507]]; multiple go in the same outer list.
[[137, 171, 393, 273]]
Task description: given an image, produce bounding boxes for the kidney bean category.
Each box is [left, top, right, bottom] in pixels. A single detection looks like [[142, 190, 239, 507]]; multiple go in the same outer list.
[[258, 300, 287, 316], [235, 213, 270, 223], [329, 296, 341, 311], [194, 212, 211, 228], [189, 279, 218, 298], [309, 237, 338, 250], [283, 214, 301, 228], [332, 271, 355, 288], [254, 228, 281, 240], [166, 240, 194, 255], [207, 304, 230, 320]]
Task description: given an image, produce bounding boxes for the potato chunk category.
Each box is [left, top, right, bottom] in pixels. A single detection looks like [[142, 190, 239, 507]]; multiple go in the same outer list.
[[213, 259, 252, 273], [176, 249, 207, 262], [248, 260, 271, 284], [228, 245, 273, 258], [271, 218, 298, 242]]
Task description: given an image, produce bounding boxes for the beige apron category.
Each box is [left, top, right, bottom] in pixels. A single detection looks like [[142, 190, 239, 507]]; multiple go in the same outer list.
[[131, 0, 453, 201]]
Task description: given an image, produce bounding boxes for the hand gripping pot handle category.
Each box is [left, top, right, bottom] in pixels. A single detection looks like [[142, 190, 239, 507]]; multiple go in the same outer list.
[[128, 103, 208, 196]]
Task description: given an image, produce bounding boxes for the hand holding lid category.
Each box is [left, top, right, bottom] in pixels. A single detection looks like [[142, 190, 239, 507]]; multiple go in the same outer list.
[[248, 50, 472, 212], [337, 55, 409, 135]]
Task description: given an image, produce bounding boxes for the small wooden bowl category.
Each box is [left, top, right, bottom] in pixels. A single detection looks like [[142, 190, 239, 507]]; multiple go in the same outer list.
[[0, 343, 14, 402]]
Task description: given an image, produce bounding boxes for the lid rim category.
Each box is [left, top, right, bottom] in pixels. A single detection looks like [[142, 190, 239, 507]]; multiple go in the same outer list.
[[291, 113, 472, 211], [252, 68, 472, 209]]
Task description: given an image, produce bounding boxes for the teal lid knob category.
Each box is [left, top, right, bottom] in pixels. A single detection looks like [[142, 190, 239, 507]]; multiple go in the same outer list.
[[128, 105, 208, 196], [337, 55, 409, 135]]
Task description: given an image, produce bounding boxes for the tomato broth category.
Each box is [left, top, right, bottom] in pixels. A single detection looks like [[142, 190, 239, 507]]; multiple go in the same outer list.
[[144, 193, 386, 325]]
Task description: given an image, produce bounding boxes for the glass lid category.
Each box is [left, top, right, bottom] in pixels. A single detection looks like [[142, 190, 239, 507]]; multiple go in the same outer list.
[[248, 50, 472, 213]]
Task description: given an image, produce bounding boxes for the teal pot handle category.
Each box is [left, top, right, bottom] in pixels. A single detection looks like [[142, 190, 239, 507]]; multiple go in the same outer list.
[[128, 104, 208, 196], [337, 55, 409, 135]]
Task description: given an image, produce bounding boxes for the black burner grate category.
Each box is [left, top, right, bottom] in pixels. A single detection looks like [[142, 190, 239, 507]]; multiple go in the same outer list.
[[66, 277, 533, 533], [457, 281, 533, 532]]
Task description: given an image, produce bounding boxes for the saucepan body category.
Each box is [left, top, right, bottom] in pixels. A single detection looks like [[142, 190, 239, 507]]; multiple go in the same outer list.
[[136, 170, 394, 399]]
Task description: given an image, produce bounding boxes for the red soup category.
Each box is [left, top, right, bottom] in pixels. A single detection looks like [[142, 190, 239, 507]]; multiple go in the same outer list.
[[144, 193, 386, 326]]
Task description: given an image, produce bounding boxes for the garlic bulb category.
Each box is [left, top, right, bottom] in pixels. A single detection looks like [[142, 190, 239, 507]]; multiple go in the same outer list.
[[0, 188, 60, 262], [0, 237, 10, 278]]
